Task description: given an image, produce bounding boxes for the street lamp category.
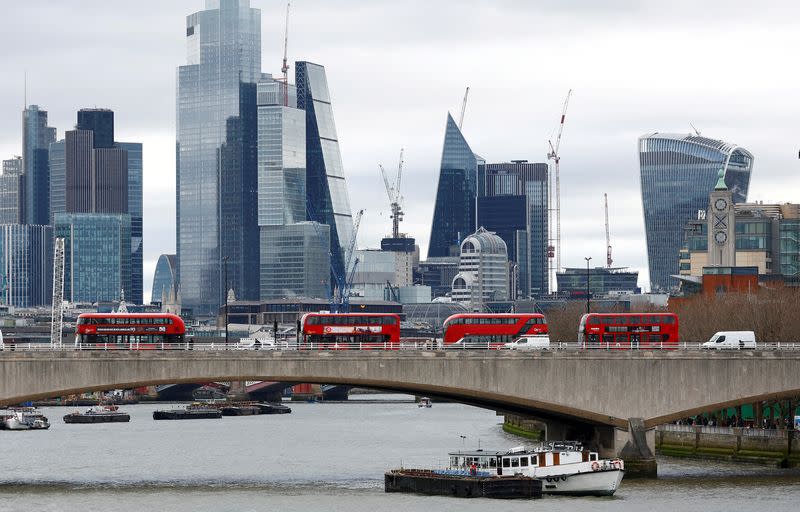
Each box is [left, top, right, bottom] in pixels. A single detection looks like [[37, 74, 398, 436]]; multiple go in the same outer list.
[[584, 257, 592, 315], [223, 255, 229, 349]]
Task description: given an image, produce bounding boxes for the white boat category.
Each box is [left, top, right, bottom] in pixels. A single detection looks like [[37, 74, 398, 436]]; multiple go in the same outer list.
[[3, 408, 51, 430], [448, 442, 624, 496], [418, 397, 432, 408]]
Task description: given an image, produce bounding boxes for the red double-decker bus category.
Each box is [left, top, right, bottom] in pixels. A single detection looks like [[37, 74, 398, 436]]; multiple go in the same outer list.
[[300, 313, 401, 349], [75, 313, 186, 348], [578, 313, 679, 349], [442, 313, 548, 348]]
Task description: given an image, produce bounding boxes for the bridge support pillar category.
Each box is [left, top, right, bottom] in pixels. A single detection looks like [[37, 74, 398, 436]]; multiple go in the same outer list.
[[612, 418, 657, 478]]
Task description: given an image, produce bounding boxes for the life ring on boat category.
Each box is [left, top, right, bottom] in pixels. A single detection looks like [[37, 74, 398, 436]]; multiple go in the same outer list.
[[591, 461, 600, 471], [613, 460, 621, 469], [560, 476, 567, 481], [545, 476, 552, 482]]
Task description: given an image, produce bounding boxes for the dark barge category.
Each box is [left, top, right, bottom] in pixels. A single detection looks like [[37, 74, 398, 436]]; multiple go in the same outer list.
[[152, 405, 222, 420], [385, 469, 542, 499], [63, 406, 130, 423]]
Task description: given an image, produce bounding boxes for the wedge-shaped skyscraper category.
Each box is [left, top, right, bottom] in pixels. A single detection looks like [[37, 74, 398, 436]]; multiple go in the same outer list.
[[428, 113, 479, 258], [639, 133, 753, 291]]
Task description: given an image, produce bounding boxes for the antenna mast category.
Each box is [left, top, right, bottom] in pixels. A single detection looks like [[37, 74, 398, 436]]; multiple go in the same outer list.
[[458, 86, 470, 130], [547, 89, 572, 292], [281, 2, 291, 107], [605, 193, 613, 268]]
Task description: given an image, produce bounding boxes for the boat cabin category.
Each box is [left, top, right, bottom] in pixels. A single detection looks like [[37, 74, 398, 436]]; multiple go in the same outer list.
[[449, 443, 600, 474]]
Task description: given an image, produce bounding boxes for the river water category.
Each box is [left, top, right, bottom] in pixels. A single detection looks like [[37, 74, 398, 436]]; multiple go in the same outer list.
[[1, 396, 798, 511]]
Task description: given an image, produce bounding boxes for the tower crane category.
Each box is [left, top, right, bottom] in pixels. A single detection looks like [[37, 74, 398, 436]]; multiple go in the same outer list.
[[458, 86, 470, 130], [546, 89, 572, 291], [280, 2, 291, 107], [338, 209, 364, 312], [378, 148, 404, 238], [605, 193, 613, 268]]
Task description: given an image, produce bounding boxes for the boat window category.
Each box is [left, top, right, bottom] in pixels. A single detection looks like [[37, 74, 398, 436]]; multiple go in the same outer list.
[[502, 458, 510, 468], [489, 458, 496, 468], [511, 458, 519, 468], [590, 453, 598, 461], [530, 455, 537, 466], [520, 457, 529, 466]]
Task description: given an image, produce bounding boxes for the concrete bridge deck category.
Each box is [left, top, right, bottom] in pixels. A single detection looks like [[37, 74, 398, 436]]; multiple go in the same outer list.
[[2, 349, 799, 476]]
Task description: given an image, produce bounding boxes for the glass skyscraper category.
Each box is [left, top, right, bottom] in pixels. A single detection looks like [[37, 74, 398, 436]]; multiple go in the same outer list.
[[0, 225, 52, 307], [477, 162, 549, 298], [152, 254, 178, 303], [177, 0, 261, 315], [639, 133, 753, 291], [0, 157, 24, 224], [22, 105, 56, 226], [295, 61, 354, 284], [257, 78, 331, 300], [118, 142, 143, 304], [54, 213, 131, 303], [428, 113, 479, 258]]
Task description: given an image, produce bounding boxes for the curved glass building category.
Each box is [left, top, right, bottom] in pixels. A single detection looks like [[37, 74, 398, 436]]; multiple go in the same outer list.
[[151, 254, 178, 304], [639, 133, 753, 291]]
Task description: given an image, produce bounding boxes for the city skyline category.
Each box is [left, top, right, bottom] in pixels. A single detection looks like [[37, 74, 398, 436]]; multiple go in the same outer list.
[[2, 1, 800, 299]]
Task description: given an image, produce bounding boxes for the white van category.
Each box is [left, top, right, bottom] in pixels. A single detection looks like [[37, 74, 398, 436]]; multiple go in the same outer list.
[[504, 335, 550, 351], [701, 331, 756, 350]]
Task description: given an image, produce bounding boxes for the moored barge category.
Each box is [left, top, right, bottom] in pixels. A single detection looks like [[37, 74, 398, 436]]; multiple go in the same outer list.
[[385, 469, 542, 499], [64, 405, 130, 424], [153, 403, 222, 420]]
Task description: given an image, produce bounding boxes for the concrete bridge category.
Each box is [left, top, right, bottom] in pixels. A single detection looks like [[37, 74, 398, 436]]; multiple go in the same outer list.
[[3, 349, 800, 476]]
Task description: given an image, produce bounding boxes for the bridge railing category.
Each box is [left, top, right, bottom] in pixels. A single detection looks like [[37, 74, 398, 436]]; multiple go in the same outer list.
[[5, 341, 800, 352], [657, 424, 791, 438]]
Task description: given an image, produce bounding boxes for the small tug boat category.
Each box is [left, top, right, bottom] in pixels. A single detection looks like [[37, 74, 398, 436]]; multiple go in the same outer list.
[[152, 403, 222, 420], [448, 442, 624, 496], [417, 397, 432, 408], [63, 405, 131, 424], [2, 408, 51, 430]]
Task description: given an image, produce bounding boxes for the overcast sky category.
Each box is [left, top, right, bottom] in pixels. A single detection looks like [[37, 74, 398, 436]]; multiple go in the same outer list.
[[2, 1, 799, 301]]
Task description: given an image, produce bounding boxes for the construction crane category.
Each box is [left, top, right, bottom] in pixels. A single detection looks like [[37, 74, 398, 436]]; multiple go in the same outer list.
[[378, 149, 404, 238], [605, 193, 613, 268], [51, 237, 65, 347], [546, 89, 572, 290], [458, 86, 470, 130], [280, 2, 291, 107]]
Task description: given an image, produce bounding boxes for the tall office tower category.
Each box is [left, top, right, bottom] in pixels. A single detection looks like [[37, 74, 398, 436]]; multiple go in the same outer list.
[[49, 110, 142, 303], [77, 108, 115, 148], [0, 157, 25, 224], [295, 61, 354, 284], [22, 105, 56, 225], [477, 162, 549, 298], [0, 225, 53, 307], [151, 254, 178, 303], [177, 0, 261, 315], [54, 213, 131, 303], [639, 133, 753, 291], [428, 113, 479, 258], [257, 78, 331, 300], [118, 142, 143, 304]]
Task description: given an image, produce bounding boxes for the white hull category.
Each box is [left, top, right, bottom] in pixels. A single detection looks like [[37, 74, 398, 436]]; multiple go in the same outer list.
[[539, 468, 624, 496], [4, 417, 30, 430]]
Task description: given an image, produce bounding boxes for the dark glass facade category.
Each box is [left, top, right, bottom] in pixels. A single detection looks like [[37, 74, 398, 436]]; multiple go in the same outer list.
[[295, 61, 354, 284], [477, 162, 549, 298], [556, 267, 640, 297], [118, 142, 143, 304], [639, 133, 753, 291], [177, 0, 262, 315], [22, 105, 56, 226], [428, 113, 478, 258], [151, 254, 178, 303], [77, 109, 114, 148], [0, 225, 53, 307]]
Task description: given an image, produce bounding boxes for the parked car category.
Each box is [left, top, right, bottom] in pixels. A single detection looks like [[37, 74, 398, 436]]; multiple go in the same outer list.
[[701, 331, 756, 350], [504, 335, 550, 351]]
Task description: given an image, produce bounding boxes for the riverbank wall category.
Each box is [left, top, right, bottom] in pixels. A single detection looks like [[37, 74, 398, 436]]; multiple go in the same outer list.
[[656, 425, 800, 467]]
